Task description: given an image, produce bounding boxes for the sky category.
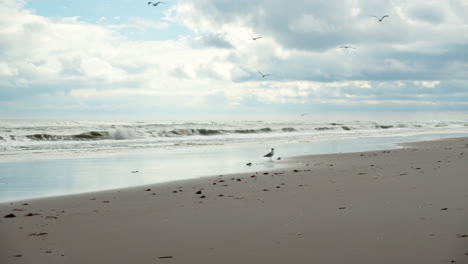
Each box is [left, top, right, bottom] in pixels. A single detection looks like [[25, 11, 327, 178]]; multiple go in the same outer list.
[[1, 0, 468, 121]]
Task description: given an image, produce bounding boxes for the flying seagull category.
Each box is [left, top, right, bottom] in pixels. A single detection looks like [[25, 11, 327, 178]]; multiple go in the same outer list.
[[148, 1, 165, 6], [339, 45, 356, 49], [258, 71, 271, 78], [263, 148, 275, 159], [250, 34, 263, 41], [371, 15, 389, 22]]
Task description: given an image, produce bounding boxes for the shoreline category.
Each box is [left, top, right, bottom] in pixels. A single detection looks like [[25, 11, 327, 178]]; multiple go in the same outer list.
[[2, 132, 468, 203], [2, 136, 468, 263]]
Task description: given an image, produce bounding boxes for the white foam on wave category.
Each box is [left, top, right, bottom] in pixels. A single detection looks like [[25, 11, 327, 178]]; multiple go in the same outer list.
[[1, 119, 468, 162], [108, 127, 141, 140]]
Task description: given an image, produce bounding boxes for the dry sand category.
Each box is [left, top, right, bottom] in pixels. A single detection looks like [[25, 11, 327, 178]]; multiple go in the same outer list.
[[1, 137, 468, 264]]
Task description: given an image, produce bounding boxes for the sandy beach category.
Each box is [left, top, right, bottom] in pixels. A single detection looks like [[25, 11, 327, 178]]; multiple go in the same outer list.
[[1, 137, 468, 264]]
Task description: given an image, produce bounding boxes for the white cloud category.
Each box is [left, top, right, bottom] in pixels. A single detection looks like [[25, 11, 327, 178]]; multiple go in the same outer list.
[[1, 0, 468, 118], [126, 17, 169, 30], [0, 62, 18, 77]]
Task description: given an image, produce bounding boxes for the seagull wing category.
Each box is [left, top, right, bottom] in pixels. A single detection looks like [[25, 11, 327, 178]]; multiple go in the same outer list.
[[148, 2, 153, 5], [381, 15, 389, 20], [258, 71, 264, 77]]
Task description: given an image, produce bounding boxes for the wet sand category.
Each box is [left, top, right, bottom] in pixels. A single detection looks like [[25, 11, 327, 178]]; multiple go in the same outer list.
[[1, 137, 468, 264]]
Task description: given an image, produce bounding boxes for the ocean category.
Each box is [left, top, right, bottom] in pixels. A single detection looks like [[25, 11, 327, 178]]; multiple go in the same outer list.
[[1, 119, 468, 202]]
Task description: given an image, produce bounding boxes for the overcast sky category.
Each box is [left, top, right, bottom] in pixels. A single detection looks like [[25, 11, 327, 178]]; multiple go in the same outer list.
[[1, 0, 468, 121]]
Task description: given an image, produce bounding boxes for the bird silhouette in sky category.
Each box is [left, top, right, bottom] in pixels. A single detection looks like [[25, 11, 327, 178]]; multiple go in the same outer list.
[[371, 15, 389, 22], [339, 45, 356, 49], [148, 2, 165, 6], [250, 34, 263, 41], [258, 71, 271, 78]]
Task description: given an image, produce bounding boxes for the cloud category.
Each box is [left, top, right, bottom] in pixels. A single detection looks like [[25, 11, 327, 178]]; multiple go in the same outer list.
[[408, 4, 446, 25], [126, 17, 169, 30], [194, 33, 234, 49], [1, 0, 468, 119]]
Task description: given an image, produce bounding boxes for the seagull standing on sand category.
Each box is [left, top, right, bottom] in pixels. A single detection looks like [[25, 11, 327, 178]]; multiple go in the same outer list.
[[371, 15, 389, 22], [264, 148, 275, 159], [258, 71, 271, 78]]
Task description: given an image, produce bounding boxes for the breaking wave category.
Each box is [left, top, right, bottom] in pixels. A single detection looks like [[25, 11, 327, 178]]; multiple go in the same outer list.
[[25, 128, 140, 141], [1, 120, 468, 160], [4, 120, 468, 143]]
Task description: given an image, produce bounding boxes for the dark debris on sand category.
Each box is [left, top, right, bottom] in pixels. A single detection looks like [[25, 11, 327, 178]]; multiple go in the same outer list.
[[25, 213, 40, 217], [28, 232, 48, 237]]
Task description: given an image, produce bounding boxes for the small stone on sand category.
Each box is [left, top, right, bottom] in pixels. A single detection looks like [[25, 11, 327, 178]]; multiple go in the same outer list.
[[28, 232, 48, 237], [25, 213, 39, 217], [4, 213, 16, 218]]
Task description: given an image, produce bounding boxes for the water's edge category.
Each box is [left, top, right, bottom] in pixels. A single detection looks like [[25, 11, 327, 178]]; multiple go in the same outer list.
[[1, 132, 467, 203]]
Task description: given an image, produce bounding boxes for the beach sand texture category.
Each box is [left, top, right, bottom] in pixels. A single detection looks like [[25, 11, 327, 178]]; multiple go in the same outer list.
[[1, 137, 468, 264]]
